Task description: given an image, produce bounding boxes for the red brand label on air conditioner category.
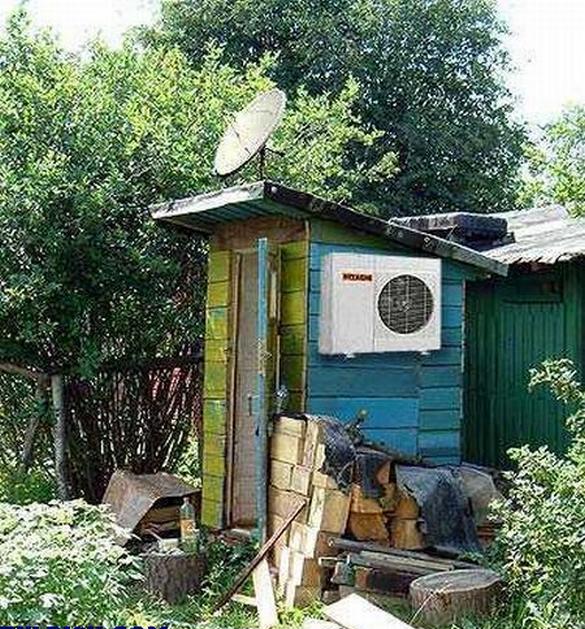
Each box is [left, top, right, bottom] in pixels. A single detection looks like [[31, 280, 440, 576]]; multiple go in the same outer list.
[[342, 272, 373, 282]]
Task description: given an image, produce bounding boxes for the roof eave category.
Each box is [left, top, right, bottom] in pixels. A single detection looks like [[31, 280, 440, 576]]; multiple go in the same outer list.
[[151, 180, 508, 277]]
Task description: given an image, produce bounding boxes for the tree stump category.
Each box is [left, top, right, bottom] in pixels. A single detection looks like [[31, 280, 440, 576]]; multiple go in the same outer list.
[[143, 551, 206, 604], [409, 569, 502, 626]]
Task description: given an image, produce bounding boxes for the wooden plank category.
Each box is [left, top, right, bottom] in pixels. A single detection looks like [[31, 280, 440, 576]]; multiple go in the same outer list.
[[208, 251, 231, 283], [203, 399, 227, 435], [270, 459, 294, 490], [207, 280, 230, 307], [271, 432, 304, 465], [281, 291, 306, 325], [420, 366, 462, 388], [282, 258, 307, 292], [306, 397, 418, 429], [214, 500, 306, 612], [201, 498, 223, 529], [202, 453, 226, 478], [252, 558, 278, 629], [420, 387, 460, 411], [203, 362, 228, 397], [324, 593, 415, 629], [204, 340, 229, 364], [274, 416, 306, 438], [281, 240, 308, 260], [206, 307, 229, 341], [201, 474, 224, 503], [308, 367, 418, 398], [419, 409, 460, 430], [291, 466, 312, 496], [418, 431, 460, 460], [280, 324, 306, 355], [281, 355, 304, 391], [360, 428, 418, 456]]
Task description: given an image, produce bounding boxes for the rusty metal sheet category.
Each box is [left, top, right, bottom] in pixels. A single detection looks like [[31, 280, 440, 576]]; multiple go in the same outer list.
[[102, 470, 198, 542]]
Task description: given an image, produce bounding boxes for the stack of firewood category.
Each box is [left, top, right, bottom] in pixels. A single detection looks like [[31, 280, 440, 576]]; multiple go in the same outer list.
[[268, 416, 350, 608], [347, 462, 424, 551]]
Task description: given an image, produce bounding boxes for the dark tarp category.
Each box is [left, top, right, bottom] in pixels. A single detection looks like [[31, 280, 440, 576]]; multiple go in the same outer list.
[[396, 464, 481, 555]]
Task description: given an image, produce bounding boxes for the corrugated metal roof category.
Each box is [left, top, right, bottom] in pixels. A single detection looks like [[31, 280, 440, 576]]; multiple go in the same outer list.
[[152, 181, 507, 276], [488, 205, 585, 264]]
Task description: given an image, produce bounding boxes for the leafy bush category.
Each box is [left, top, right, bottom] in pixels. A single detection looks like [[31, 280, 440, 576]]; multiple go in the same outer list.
[[0, 500, 141, 624], [490, 359, 585, 628]]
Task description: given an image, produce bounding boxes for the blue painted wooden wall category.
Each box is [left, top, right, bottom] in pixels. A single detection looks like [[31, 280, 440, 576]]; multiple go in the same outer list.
[[305, 221, 477, 464]]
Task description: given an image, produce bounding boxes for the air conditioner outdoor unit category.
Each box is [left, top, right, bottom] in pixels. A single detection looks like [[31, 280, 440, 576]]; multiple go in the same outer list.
[[319, 253, 442, 355]]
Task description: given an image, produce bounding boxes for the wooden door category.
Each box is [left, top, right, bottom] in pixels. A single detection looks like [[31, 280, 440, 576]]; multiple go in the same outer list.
[[230, 241, 280, 531], [231, 251, 259, 526]]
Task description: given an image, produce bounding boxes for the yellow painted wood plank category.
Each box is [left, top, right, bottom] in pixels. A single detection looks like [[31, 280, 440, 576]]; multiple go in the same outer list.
[[281, 240, 307, 260], [201, 498, 223, 528], [281, 291, 306, 326], [206, 307, 229, 341], [203, 434, 227, 458], [208, 251, 231, 283], [203, 399, 228, 435], [203, 361, 227, 398], [203, 453, 226, 477], [205, 339, 229, 364], [282, 258, 307, 293], [281, 355, 304, 391], [281, 324, 306, 356], [207, 280, 230, 307], [202, 474, 225, 503]]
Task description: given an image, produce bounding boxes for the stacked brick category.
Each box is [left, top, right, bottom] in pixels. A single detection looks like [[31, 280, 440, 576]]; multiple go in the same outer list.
[[268, 416, 350, 608]]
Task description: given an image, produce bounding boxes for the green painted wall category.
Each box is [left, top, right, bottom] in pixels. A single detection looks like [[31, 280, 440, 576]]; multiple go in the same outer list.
[[464, 262, 585, 468]]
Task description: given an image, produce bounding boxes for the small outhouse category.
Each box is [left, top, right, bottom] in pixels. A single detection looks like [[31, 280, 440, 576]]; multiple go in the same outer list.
[[153, 181, 507, 531]]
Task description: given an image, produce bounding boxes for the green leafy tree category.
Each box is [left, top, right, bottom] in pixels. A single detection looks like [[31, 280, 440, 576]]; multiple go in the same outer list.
[[0, 9, 380, 376], [142, 0, 526, 215], [519, 105, 585, 215]]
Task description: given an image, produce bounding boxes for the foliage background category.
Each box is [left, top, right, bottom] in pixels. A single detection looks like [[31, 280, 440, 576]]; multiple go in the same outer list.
[[142, 0, 527, 216]]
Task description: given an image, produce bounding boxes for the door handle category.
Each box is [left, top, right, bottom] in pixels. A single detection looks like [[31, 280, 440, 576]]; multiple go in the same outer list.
[[247, 393, 254, 416]]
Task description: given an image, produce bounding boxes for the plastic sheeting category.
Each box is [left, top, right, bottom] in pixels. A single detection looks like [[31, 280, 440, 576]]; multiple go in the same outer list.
[[396, 465, 481, 555]]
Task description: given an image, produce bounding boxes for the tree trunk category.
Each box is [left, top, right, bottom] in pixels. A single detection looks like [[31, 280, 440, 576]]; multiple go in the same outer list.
[[51, 374, 69, 500], [143, 551, 206, 604], [409, 569, 503, 626], [20, 376, 49, 473]]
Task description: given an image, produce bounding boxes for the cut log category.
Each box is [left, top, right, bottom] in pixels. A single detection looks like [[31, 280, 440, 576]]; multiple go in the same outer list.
[[409, 569, 503, 626], [391, 518, 424, 550], [143, 551, 206, 604], [348, 512, 390, 542]]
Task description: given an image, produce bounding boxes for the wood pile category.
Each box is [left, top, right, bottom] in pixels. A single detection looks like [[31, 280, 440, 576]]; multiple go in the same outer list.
[[267, 416, 487, 609], [268, 416, 350, 608], [325, 540, 478, 600], [138, 503, 181, 537]]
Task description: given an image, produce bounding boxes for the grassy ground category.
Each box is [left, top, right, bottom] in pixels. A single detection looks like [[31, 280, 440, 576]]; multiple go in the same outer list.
[[127, 537, 522, 629]]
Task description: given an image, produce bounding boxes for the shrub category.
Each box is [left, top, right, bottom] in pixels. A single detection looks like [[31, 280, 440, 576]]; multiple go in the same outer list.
[[490, 359, 585, 628], [0, 499, 141, 624]]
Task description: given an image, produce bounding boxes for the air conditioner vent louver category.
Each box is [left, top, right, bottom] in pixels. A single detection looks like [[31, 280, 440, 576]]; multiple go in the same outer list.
[[377, 275, 434, 335], [319, 254, 442, 354]]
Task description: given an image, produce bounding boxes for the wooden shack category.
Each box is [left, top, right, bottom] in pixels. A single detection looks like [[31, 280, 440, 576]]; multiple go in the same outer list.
[[152, 181, 506, 532], [400, 206, 585, 469]]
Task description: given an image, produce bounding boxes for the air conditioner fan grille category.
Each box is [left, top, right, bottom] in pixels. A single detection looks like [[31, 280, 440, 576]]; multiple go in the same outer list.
[[377, 275, 434, 334]]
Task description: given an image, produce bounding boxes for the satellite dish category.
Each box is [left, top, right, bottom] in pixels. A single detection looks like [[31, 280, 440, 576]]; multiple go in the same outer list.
[[214, 88, 287, 177]]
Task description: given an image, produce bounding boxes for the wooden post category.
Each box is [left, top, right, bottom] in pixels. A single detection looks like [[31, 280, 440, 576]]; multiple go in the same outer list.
[[51, 374, 69, 500], [256, 237, 269, 541]]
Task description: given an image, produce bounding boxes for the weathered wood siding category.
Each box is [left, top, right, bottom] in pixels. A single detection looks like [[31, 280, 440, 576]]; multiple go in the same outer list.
[[306, 219, 476, 464], [464, 262, 585, 468]]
